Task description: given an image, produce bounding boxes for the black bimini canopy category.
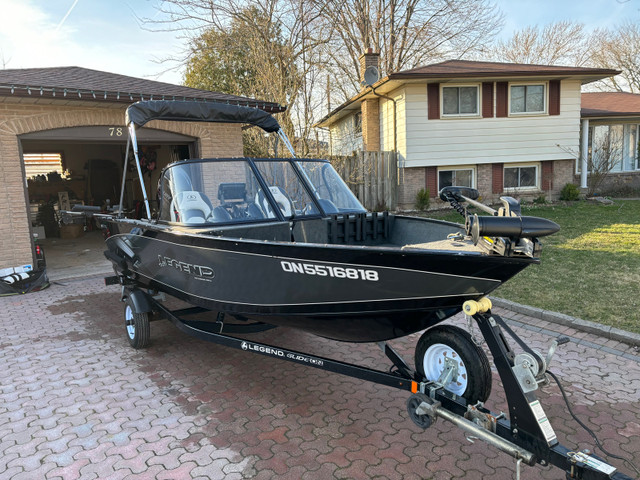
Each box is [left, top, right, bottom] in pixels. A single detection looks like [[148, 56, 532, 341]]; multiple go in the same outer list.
[[125, 100, 281, 132]]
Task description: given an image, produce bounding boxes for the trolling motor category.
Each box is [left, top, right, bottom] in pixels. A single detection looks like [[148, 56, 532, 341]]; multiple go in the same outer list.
[[439, 186, 560, 257]]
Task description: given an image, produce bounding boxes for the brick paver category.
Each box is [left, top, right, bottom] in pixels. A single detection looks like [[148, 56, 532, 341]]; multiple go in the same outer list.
[[1, 275, 638, 479]]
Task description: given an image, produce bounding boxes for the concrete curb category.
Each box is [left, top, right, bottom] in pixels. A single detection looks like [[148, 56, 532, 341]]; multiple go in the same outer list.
[[491, 297, 640, 348]]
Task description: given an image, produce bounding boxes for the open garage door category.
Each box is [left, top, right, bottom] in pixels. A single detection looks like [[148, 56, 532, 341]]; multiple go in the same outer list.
[[19, 126, 196, 280]]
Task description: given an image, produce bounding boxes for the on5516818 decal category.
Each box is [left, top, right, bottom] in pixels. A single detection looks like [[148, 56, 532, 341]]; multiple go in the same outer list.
[[280, 260, 379, 281]]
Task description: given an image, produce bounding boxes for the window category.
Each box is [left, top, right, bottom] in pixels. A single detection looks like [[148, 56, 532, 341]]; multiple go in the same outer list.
[[438, 168, 475, 190], [442, 86, 479, 116], [504, 164, 539, 190], [510, 84, 545, 114], [353, 112, 362, 134]]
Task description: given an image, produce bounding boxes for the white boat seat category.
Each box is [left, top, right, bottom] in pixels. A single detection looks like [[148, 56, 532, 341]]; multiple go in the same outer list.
[[171, 191, 214, 224], [255, 186, 293, 218]]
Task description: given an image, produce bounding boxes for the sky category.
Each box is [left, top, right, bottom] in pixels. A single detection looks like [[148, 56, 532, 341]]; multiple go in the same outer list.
[[1, 0, 639, 87]]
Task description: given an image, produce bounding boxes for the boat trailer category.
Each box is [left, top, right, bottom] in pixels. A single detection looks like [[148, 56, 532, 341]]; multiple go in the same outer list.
[[113, 281, 634, 480]]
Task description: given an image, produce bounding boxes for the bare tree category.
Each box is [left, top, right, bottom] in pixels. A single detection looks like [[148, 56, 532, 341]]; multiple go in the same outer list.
[[590, 21, 640, 93], [144, 1, 503, 150], [145, 0, 329, 156], [557, 125, 624, 196], [490, 21, 593, 66], [314, 0, 504, 100]]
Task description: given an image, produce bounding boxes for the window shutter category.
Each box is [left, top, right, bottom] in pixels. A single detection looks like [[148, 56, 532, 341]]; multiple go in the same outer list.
[[492, 163, 503, 194], [496, 82, 508, 117], [427, 83, 440, 120], [549, 80, 561, 115], [482, 82, 494, 118], [426, 166, 437, 196], [542, 161, 554, 190]]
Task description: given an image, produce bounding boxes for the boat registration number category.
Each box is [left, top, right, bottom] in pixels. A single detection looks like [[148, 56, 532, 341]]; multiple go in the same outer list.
[[280, 261, 379, 282]]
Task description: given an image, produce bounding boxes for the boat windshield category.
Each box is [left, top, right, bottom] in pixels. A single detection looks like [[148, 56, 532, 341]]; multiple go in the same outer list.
[[296, 160, 366, 214], [158, 160, 270, 225], [157, 159, 365, 225]]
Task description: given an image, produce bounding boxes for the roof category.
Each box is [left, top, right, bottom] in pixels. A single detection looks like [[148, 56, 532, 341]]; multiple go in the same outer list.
[[316, 59, 620, 127], [0, 66, 285, 113], [389, 59, 619, 80], [581, 92, 640, 118]]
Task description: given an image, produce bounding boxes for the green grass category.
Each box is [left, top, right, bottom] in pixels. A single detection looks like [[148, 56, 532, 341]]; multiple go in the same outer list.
[[426, 200, 640, 334]]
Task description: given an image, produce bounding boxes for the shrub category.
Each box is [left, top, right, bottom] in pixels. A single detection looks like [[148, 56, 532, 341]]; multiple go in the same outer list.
[[415, 188, 430, 211], [560, 183, 581, 201], [533, 195, 547, 204]]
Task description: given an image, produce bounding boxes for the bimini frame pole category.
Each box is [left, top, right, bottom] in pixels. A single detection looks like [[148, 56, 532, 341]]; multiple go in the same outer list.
[[117, 135, 131, 216], [127, 123, 152, 219], [277, 129, 296, 158]]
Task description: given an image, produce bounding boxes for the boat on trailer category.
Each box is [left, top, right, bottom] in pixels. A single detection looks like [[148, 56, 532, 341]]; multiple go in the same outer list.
[[99, 100, 633, 479]]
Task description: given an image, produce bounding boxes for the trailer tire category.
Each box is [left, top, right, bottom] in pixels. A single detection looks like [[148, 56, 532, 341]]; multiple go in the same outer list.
[[124, 298, 150, 349], [415, 325, 491, 404]]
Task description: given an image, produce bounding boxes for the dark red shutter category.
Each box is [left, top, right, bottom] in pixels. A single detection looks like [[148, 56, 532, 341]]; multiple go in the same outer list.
[[549, 80, 560, 116], [496, 82, 508, 118], [542, 161, 554, 191], [492, 163, 503, 194], [426, 166, 437, 196], [427, 83, 440, 120], [482, 82, 494, 118]]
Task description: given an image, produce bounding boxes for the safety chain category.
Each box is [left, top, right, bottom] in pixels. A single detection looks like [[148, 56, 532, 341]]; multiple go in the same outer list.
[[466, 314, 484, 346]]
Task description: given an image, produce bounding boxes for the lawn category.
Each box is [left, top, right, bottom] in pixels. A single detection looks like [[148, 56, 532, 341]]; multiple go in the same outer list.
[[427, 200, 640, 334]]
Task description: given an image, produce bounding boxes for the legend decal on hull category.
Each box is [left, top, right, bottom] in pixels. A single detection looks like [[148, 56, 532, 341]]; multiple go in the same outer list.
[[158, 255, 215, 281], [280, 260, 379, 281]]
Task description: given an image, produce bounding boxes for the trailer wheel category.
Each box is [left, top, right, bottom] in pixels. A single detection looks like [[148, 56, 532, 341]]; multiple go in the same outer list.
[[124, 298, 150, 349], [415, 325, 491, 404]]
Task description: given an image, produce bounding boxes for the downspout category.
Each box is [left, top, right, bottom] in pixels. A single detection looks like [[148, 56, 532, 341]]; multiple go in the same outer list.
[[370, 87, 399, 185], [580, 119, 589, 189], [370, 86, 397, 154]]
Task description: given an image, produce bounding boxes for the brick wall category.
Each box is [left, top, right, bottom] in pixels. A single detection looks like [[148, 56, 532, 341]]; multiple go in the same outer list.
[[361, 98, 380, 152], [397, 167, 426, 209], [0, 101, 243, 270]]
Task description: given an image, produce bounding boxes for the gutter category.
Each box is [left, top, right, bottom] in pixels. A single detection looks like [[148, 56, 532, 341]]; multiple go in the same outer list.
[[0, 83, 287, 113]]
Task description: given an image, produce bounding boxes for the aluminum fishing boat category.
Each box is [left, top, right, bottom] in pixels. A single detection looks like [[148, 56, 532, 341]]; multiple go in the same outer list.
[[103, 100, 558, 343]]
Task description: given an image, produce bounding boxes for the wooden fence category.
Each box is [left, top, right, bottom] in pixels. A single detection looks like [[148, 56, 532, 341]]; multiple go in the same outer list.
[[329, 151, 398, 211]]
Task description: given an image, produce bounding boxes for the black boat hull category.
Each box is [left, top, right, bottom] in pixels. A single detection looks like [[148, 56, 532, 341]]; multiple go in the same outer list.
[[105, 224, 534, 342]]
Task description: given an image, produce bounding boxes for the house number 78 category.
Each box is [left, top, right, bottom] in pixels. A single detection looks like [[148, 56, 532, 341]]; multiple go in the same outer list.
[[109, 127, 124, 136]]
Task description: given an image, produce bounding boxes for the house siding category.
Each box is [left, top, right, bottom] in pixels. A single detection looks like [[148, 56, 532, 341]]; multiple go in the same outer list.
[[404, 80, 581, 168], [329, 113, 362, 156]]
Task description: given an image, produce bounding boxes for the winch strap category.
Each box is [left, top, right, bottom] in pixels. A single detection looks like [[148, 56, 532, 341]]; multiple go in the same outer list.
[[492, 315, 544, 371]]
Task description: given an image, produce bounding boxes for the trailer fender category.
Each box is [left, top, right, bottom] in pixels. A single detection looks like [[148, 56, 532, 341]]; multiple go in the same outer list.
[[124, 289, 153, 314]]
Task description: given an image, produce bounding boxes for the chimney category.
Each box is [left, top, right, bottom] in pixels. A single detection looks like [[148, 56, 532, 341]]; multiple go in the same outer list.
[[359, 49, 381, 152], [359, 48, 380, 89]]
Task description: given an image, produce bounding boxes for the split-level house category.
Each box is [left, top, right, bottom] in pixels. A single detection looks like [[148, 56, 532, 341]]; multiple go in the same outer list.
[[315, 53, 619, 209]]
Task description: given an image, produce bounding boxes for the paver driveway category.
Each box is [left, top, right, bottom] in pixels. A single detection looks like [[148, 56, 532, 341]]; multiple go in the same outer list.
[[1, 275, 639, 479]]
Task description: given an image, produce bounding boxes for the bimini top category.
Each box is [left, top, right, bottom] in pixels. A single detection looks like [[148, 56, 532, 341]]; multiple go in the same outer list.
[[125, 100, 281, 132]]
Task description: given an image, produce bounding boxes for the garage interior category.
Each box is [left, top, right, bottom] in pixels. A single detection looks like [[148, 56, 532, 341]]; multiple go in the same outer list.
[[21, 126, 195, 280]]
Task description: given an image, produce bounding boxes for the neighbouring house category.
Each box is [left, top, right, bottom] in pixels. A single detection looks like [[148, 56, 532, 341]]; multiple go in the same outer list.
[[315, 53, 619, 209], [579, 92, 640, 194], [0, 66, 284, 273]]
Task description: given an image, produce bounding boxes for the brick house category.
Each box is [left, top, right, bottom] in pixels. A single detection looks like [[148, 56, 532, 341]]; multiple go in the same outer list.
[[0, 67, 284, 273], [579, 92, 640, 194], [315, 54, 618, 209]]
